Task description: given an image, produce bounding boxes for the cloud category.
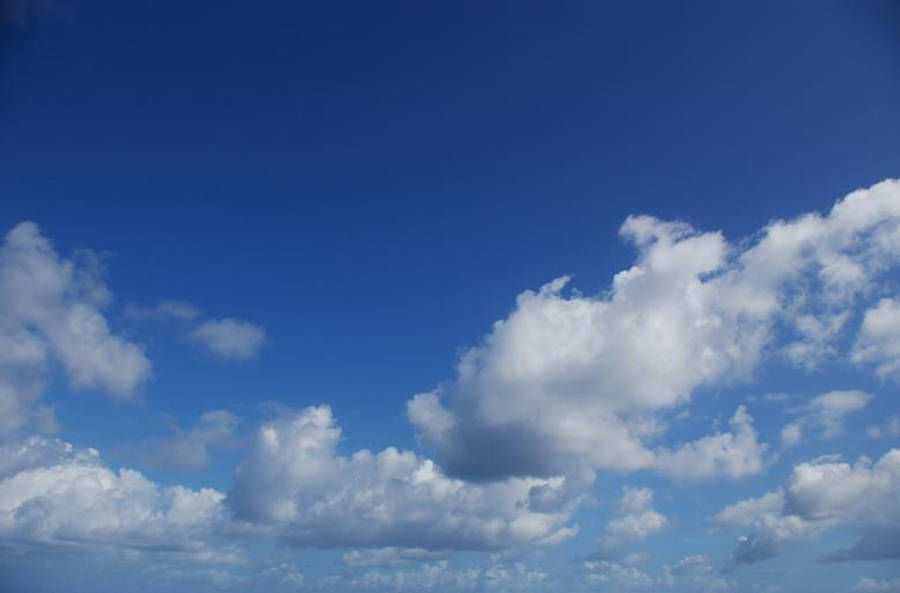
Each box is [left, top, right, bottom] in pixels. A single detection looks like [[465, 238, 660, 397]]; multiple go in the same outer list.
[[599, 487, 668, 554], [125, 300, 202, 322], [320, 560, 547, 592], [138, 410, 241, 470], [0, 435, 226, 555], [853, 577, 900, 592], [189, 318, 266, 360], [852, 298, 900, 379], [781, 390, 872, 448], [715, 448, 900, 563], [654, 406, 767, 481], [340, 547, 449, 568], [583, 555, 731, 592], [227, 405, 577, 550], [409, 180, 900, 488], [0, 222, 151, 436], [867, 415, 900, 439]]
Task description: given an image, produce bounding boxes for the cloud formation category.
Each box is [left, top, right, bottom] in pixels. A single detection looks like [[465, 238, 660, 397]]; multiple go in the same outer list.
[[189, 318, 266, 360], [0, 435, 225, 555], [0, 222, 151, 436], [409, 180, 900, 490], [781, 390, 872, 448], [715, 448, 900, 563], [227, 405, 577, 550], [600, 487, 668, 554]]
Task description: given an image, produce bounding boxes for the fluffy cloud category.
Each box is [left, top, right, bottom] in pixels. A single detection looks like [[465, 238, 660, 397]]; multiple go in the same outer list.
[[0, 222, 151, 436], [139, 410, 241, 470], [654, 406, 767, 481], [227, 405, 577, 550], [0, 435, 226, 554], [715, 448, 900, 563], [852, 298, 900, 379], [600, 487, 668, 553], [189, 318, 266, 360], [409, 180, 900, 487], [781, 390, 872, 448]]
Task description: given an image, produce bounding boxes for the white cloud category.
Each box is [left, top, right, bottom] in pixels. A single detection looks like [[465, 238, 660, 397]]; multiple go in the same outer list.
[[653, 406, 767, 482], [715, 448, 900, 563], [853, 298, 900, 379], [0, 435, 226, 554], [867, 415, 900, 439], [139, 410, 241, 470], [853, 577, 900, 592], [409, 180, 900, 489], [600, 487, 668, 553], [321, 560, 547, 592], [781, 390, 872, 447], [340, 547, 448, 568], [125, 300, 202, 322], [227, 405, 577, 550], [583, 555, 731, 592], [189, 318, 266, 360], [0, 222, 151, 436]]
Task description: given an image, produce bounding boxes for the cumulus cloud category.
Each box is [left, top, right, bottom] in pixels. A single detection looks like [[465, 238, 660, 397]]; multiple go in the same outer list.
[[654, 406, 767, 481], [189, 318, 266, 360], [138, 410, 241, 470], [409, 180, 900, 489], [715, 448, 900, 563], [227, 405, 577, 550], [853, 298, 900, 379], [599, 487, 668, 554], [781, 390, 872, 448], [0, 222, 151, 436], [0, 435, 226, 555]]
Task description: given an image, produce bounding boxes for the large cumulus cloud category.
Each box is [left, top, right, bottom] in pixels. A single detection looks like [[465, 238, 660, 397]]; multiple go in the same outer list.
[[409, 179, 900, 487], [227, 405, 577, 550]]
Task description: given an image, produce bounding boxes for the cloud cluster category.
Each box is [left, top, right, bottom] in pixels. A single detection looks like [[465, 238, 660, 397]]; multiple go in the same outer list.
[[781, 390, 872, 448], [227, 405, 577, 550], [715, 448, 900, 563], [0, 435, 225, 555], [320, 560, 548, 592], [583, 555, 731, 592], [0, 222, 151, 437], [599, 487, 668, 554], [852, 298, 900, 379], [409, 180, 900, 489]]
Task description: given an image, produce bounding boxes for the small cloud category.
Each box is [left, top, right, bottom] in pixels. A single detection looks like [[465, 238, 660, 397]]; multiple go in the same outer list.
[[189, 318, 266, 360], [125, 300, 202, 322], [139, 410, 241, 470], [781, 390, 872, 448]]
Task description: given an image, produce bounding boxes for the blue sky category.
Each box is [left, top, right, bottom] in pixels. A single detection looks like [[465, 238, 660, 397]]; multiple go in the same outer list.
[[1, 1, 900, 592]]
